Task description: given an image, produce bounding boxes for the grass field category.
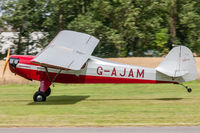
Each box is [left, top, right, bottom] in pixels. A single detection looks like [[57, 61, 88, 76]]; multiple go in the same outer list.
[[0, 81, 200, 127]]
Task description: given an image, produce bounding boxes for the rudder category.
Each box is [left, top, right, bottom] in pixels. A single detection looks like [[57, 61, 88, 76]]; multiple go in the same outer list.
[[156, 46, 198, 81]]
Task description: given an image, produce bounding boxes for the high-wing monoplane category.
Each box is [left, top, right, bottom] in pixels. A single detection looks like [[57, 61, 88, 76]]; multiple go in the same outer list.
[[2, 30, 198, 102]]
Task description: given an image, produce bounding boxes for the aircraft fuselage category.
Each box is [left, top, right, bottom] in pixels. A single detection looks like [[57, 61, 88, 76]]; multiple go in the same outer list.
[[9, 55, 179, 84]]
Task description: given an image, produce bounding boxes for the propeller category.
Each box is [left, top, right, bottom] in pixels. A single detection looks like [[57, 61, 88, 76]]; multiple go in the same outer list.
[[2, 48, 10, 78]]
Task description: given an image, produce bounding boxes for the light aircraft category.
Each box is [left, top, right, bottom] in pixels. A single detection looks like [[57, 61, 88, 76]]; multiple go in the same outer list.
[[2, 30, 198, 102]]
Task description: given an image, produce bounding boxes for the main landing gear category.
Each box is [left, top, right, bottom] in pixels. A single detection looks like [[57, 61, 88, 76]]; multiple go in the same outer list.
[[33, 67, 62, 102], [178, 83, 192, 93], [33, 87, 51, 102], [33, 80, 52, 102]]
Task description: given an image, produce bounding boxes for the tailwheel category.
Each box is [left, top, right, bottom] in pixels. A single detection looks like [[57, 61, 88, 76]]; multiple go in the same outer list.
[[186, 87, 192, 93], [178, 83, 192, 93], [33, 91, 46, 102]]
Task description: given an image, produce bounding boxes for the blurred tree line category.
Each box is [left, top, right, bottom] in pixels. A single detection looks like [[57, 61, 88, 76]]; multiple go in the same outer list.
[[0, 0, 200, 57]]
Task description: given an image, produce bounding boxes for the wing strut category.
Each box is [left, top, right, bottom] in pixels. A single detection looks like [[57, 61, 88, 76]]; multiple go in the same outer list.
[[44, 67, 62, 87]]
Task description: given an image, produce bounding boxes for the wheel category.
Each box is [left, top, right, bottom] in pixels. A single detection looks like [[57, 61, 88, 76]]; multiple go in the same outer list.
[[45, 88, 51, 97], [187, 88, 192, 93], [38, 87, 51, 97], [33, 91, 46, 102]]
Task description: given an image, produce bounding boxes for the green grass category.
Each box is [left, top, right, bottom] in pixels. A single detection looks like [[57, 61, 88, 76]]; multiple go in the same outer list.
[[0, 81, 200, 127]]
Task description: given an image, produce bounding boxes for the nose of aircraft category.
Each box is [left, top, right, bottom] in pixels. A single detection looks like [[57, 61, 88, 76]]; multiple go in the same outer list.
[[2, 48, 10, 77]]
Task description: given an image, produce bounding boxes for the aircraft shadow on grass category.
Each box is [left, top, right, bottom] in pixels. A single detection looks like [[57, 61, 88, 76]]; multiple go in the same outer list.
[[28, 95, 90, 105], [86, 98, 184, 101], [28, 96, 184, 105]]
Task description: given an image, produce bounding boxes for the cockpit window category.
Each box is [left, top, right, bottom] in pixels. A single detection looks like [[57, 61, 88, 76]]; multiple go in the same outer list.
[[9, 58, 19, 68]]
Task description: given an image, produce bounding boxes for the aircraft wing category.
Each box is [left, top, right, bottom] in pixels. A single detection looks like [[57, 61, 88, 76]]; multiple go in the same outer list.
[[31, 30, 99, 70]]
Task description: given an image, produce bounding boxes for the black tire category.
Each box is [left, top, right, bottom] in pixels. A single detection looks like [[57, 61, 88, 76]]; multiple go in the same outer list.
[[45, 88, 51, 97], [38, 87, 51, 97], [187, 88, 192, 93], [33, 91, 46, 102]]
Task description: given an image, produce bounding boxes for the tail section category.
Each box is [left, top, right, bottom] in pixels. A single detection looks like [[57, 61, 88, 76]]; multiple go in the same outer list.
[[156, 46, 198, 82]]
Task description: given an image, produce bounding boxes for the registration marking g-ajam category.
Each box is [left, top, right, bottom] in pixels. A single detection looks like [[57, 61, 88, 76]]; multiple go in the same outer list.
[[17, 62, 145, 79]]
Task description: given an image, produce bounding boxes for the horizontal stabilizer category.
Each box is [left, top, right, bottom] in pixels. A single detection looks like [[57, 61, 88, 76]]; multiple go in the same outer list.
[[32, 30, 99, 70], [157, 69, 188, 77]]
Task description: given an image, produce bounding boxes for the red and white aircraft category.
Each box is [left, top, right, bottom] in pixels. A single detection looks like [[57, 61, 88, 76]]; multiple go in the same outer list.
[[2, 30, 198, 102]]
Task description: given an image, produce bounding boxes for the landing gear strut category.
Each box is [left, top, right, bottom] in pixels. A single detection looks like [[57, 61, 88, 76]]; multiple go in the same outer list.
[[178, 83, 192, 93]]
